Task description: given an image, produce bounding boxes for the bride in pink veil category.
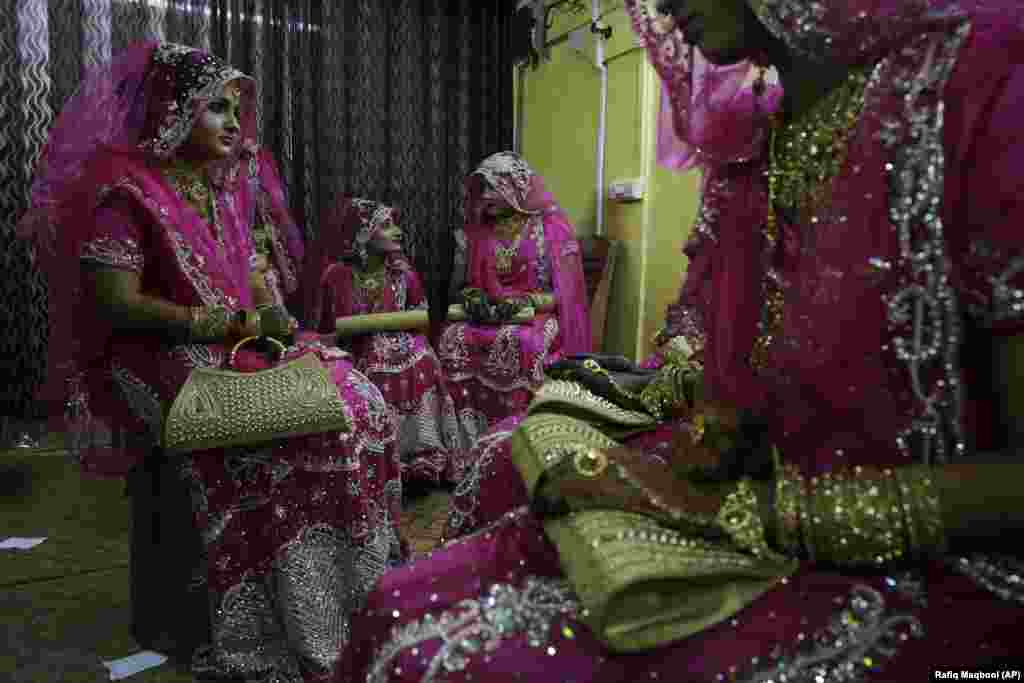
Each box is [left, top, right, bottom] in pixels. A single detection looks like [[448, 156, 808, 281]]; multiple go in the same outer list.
[[438, 151, 591, 439], [18, 41, 404, 681]]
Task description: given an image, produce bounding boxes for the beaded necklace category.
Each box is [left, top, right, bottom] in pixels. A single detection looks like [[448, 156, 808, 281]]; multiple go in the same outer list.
[[353, 264, 387, 309], [162, 160, 227, 254], [493, 214, 528, 274]]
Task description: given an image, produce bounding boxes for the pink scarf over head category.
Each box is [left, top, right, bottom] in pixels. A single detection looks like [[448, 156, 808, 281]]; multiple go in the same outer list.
[[463, 152, 592, 355], [303, 196, 407, 329], [16, 41, 259, 416]]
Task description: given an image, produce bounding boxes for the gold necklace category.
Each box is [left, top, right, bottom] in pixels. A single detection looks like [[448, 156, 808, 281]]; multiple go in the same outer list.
[[354, 264, 386, 302], [766, 65, 871, 239], [162, 160, 226, 251], [494, 215, 527, 274]]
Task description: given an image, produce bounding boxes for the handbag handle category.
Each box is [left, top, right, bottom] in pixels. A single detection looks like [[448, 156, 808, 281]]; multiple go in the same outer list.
[[228, 335, 287, 369]]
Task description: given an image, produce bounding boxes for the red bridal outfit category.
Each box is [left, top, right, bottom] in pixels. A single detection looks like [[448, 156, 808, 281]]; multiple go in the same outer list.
[[18, 42, 404, 682], [308, 197, 472, 485], [438, 152, 592, 441], [336, 1, 1024, 681]]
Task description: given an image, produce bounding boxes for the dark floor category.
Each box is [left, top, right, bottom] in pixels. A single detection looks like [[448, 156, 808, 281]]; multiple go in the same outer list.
[[0, 439, 451, 682]]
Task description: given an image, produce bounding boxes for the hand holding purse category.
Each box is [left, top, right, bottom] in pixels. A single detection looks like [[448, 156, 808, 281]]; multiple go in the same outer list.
[[163, 336, 351, 453]]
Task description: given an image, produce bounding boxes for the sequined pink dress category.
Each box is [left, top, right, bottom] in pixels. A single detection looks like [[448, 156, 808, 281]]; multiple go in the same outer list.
[[335, 3, 1024, 681], [439, 153, 591, 442], [320, 258, 468, 484], [18, 43, 404, 683]]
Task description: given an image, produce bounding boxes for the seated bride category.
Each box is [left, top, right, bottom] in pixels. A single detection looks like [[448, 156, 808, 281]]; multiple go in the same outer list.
[[439, 152, 592, 442], [307, 197, 471, 485]]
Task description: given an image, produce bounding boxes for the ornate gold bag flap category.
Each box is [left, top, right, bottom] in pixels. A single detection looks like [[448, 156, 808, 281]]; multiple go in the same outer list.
[[163, 350, 351, 453], [545, 510, 797, 652]]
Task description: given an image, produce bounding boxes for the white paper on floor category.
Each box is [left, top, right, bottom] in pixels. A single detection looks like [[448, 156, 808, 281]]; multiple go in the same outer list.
[[102, 651, 168, 680], [0, 537, 48, 550]]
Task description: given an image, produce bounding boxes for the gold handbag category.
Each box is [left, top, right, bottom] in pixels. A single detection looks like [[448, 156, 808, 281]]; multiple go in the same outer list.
[[163, 337, 351, 453]]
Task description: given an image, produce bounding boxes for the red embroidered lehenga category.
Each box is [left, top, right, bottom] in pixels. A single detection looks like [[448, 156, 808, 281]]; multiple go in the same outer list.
[[17, 42, 404, 683], [308, 198, 469, 484], [438, 153, 592, 442], [336, 1, 1024, 681]]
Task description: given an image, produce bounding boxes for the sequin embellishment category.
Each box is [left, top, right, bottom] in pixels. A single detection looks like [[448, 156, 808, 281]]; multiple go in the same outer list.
[[368, 577, 579, 683], [734, 585, 923, 682]]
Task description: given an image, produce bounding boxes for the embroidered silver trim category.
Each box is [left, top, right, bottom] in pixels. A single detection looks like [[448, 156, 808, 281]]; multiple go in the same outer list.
[[109, 177, 234, 307], [966, 241, 1024, 324], [110, 362, 163, 440], [367, 576, 578, 683], [80, 236, 145, 272], [445, 426, 517, 537], [172, 343, 225, 369], [531, 216, 551, 291], [950, 554, 1024, 606], [876, 24, 971, 464], [273, 524, 360, 675], [735, 585, 923, 682]]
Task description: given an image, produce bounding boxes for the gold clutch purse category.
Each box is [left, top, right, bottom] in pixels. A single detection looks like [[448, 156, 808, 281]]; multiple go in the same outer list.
[[163, 337, 351, 453]]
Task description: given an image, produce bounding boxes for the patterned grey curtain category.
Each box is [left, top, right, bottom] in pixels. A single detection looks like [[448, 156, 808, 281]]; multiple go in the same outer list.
[[0, 0, 515, 422]]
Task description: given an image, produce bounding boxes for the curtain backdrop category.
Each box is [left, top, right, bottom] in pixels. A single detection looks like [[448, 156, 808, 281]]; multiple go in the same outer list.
[[0, 0, 515, 420]]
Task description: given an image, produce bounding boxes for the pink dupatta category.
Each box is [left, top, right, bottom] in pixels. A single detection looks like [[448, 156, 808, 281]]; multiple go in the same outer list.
[[16, 41, 259, 456], [463, 151, 592, 355]]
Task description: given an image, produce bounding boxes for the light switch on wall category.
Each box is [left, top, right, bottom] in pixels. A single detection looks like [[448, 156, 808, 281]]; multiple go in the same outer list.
[[607, 177, 646, 202]]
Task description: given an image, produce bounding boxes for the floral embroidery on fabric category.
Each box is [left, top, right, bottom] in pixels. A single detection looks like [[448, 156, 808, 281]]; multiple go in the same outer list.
[[733, 585, 923, 682], [951, 555, 1024, 606], [80, 236, 145, 272], [193, 572, 303, 682], [172, 343, 226, 369], [109, 177, 236, 307], [110, 361, 163, 441], [444, 425, 518, 537], [368, 577, 579, 683], [484, 327, 522, 381], [961, 240, 1024, 325]]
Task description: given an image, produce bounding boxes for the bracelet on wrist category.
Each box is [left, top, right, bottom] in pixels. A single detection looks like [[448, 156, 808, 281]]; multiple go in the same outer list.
[[774, 462, 947, 567], [188, 305, 232, 342], [717, 478, 784, 560]]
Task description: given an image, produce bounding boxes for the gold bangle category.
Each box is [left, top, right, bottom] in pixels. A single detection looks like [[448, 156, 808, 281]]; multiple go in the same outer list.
[[803, 466, 909, 567], [717, 478, 781, 560], [894, 466, 947, 557], [228, 335, 286, 368]]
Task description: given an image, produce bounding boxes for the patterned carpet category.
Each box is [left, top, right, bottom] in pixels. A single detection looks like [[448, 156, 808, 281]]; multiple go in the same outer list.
[[0, 444, 451, 682]]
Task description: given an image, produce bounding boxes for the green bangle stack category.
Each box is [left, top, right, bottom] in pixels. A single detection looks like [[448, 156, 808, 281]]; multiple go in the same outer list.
[[773, 461, 948, 567]]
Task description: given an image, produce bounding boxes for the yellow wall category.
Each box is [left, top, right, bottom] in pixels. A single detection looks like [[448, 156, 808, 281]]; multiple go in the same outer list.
[[519, 2, 702, 361]]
